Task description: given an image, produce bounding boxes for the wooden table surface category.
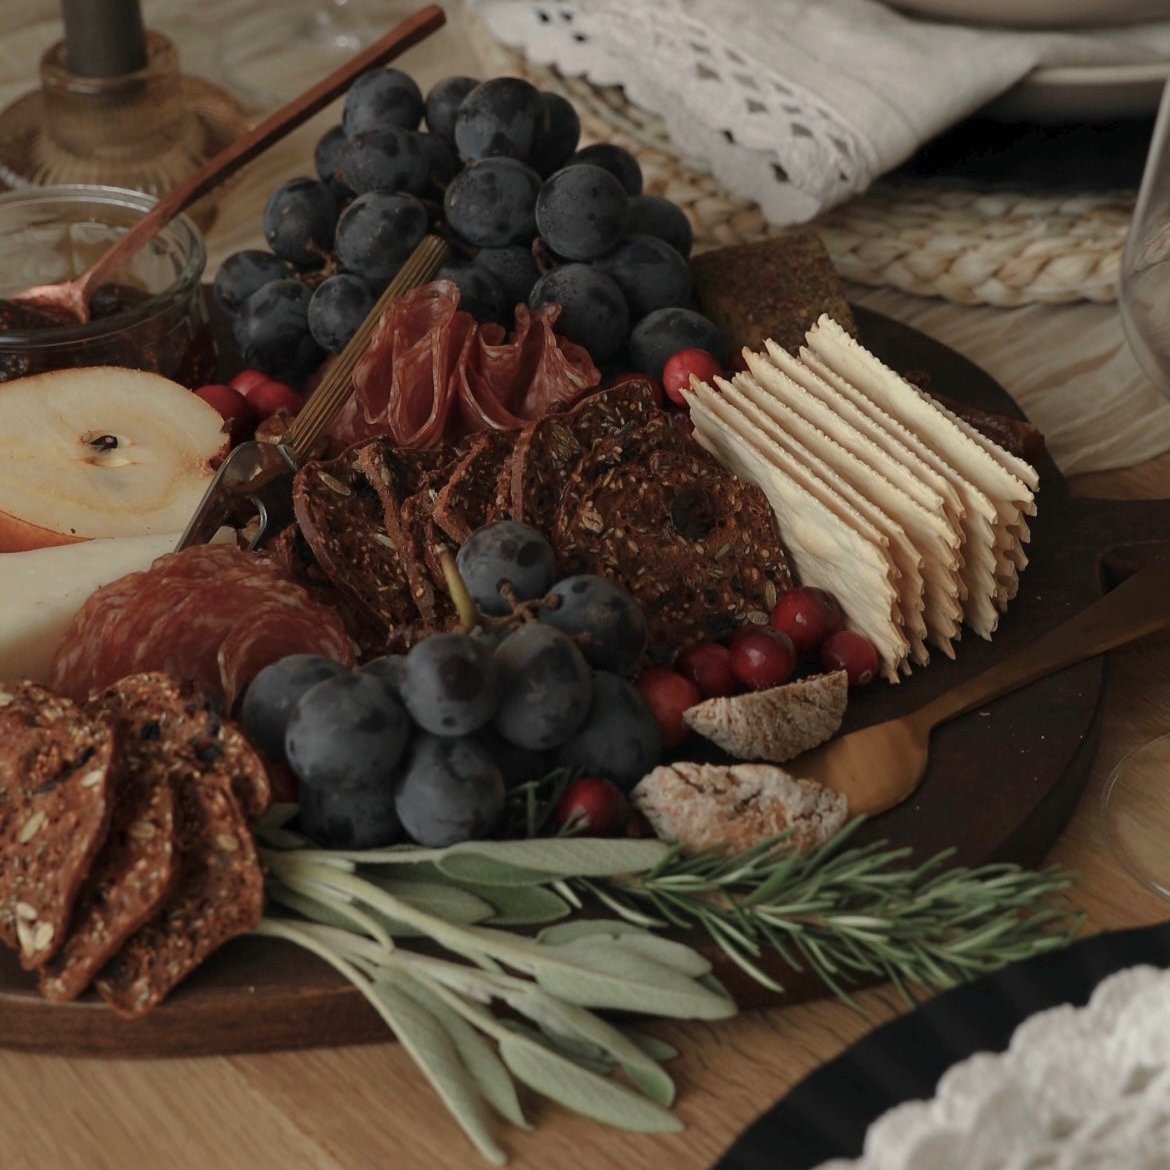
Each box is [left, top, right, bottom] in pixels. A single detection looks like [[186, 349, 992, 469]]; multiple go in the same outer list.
[[2, 6, 1170, 1170]]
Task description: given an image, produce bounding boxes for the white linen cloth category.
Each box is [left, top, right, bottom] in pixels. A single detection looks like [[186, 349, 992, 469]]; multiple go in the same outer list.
[[814, 963, 1170, 1170], [473, 0, 1170, 224]]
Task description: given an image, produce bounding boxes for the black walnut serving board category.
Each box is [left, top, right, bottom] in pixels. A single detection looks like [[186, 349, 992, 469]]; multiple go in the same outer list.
[[0, 306, 1163, 1056]]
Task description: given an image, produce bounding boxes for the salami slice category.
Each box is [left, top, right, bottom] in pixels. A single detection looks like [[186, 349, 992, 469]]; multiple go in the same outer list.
[[50, 545, 353, 707]]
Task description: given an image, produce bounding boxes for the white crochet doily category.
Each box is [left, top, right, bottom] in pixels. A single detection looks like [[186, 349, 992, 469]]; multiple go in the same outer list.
[[816, 965, 1170, 1170]]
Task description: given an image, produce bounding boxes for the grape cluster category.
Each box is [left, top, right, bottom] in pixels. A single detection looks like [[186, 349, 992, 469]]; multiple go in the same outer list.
[[240, 522, 660, 850], [213, 66, 722, 386]]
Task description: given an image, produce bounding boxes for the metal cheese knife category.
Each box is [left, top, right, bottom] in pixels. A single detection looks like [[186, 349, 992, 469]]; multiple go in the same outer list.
[[176, 233, 452, 552]]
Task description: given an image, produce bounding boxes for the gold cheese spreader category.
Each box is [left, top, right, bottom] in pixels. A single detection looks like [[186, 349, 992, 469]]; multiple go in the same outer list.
[[794, 555, 1170, 815], [176, 233, 452, 552]]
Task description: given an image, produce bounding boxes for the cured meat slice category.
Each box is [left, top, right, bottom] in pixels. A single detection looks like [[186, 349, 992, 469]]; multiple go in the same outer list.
[[336, 282, 599, 452], [508, 381, 660, 528], [50, 546, 354, 709], [556, 449, 795, 656], [39, 752, 177, 1003], [433, 430, 516, 544], [0, 683, 114, 970], [92, 677, 264, 1018]]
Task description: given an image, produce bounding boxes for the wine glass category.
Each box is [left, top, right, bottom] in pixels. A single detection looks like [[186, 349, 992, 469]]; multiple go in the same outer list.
[[1103, 77, 1170, 898]]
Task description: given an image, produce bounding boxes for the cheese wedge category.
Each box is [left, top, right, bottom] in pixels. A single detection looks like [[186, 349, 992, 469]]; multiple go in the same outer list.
[[740, 350, 963, 658], [686, 382, 907, 681]]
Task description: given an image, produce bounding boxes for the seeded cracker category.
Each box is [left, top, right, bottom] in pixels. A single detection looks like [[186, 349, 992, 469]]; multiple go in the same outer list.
[[433, 429, 517, 544], [91, 676, 265, 1019], [0, 683, 113, 969], [39, 747, 178, 1002]]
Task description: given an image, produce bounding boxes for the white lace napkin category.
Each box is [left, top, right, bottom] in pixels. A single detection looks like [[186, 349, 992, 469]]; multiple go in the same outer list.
[[815, 964, 1170, 1170], [473, 0, 1170, 224]]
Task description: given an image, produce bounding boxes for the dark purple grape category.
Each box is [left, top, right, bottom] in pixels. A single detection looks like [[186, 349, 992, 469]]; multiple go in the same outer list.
[[529, 263, 629, 364], [629, 306, 723, 380], [401, 633, 498, 736], [361, 654, 406, 697], [424, 75, 478, 141], [539, 575, 647, 675], [240, 654, 349, 762], [285, 672, 411, 791], [554, 672, 661, 791], [531, 92, 580, 176], [308, 274, 376, 353], [334, 191, 428, 284], [262, 177, 338, 267], [473, 727, 553, 788], [299, 782, 401, 850], [337, 127, 429, 195], [314, 124, 348, 182], [417, 132, 460, 185], [343, 67, 424, 136], [473, 245, 540, 309], [233, 279, 324, 380], [454, 77, 543, 162], [443, 157, 541, 247], [456, 521, 556, 616], [593, 233, 693, 320], [394, 734, 505, 847], [628, 194, 693, 257], [535, 163, 629, 261], [493, 624, 593, 751], [213, 249, 291, 312], [437, 262, 507, 324], [569, 143, 643, 195]]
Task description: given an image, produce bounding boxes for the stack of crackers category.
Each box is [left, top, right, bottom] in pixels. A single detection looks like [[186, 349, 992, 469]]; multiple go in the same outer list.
[[683, 315, 1039, 683]]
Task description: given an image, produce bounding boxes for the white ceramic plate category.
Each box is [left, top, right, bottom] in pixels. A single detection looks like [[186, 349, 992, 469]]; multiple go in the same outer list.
[[988, 59, 1170, 121], [889, 0, 1170, 26]]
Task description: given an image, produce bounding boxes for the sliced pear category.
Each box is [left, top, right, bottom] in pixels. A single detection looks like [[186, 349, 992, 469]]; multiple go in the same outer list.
[[0, 366, 227, 550]]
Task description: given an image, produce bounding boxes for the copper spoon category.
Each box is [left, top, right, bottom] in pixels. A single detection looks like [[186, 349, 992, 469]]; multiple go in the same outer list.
[[9, 4, 445, 323], [793, 555, 1170, 815]]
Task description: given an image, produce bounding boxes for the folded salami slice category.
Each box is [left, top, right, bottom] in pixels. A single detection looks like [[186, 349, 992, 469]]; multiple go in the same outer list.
[[0, 683, 114, 970]]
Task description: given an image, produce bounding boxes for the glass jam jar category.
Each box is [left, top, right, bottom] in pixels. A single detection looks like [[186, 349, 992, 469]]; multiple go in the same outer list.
[[0, 185, 216, 386]]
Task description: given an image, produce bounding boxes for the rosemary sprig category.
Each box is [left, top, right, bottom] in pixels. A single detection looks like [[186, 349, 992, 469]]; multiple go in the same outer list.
[[576, 820, 1082, 1004]]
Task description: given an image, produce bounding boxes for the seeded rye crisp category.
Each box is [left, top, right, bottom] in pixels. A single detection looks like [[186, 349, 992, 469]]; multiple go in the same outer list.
[[89, 675, 265, 1018], [432, 429, 517, 544], [0, 683, 114, 970], [556, 447, 794, 657], [39, 741, 178, 1002]]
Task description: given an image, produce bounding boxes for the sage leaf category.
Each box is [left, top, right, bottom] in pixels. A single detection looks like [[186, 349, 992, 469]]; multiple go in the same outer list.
[[529, 938, 736, 1018], [434, 855, 564, 887], [391, 973, 529, 1130], [480, 884, 570, 926], [441, 838, 671, 880], [499, 1032, 682, 1133], [537, 919, 656, 944], [365, 876, 497, 927], [622, 1028, 679, 1063], [369, 974, 506, 1165], [539, 920, 712, 977]]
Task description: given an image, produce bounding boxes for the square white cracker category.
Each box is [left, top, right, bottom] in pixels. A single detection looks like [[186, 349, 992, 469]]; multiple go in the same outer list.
[[725, 372, 928, 668], [685, 380, 907, 682], [743, 347, 963, 658], [795, 344, 1002, 639], [806, 316, 1034, 619]]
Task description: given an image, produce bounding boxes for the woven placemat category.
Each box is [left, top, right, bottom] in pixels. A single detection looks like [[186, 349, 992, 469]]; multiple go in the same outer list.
[[480, 36, 1134, 308]]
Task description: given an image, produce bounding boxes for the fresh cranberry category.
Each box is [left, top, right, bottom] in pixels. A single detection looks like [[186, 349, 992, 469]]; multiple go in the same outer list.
[[676, 642, 738, 698], [552, 776, 629, 835], [246, 378, 304, 417], [770, 586, 846, 655], [820, 629, 881, 689], [229, 367, 270, 396], [193, 383, 255, 441], [661, 348, 723, 407], [635, 667, 702, 748], [600, 370, 665, 409], [729, 627, 797, 691]]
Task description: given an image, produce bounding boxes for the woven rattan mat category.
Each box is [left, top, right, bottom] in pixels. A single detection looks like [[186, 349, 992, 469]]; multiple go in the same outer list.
[[482, 37, 1142, 308]]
